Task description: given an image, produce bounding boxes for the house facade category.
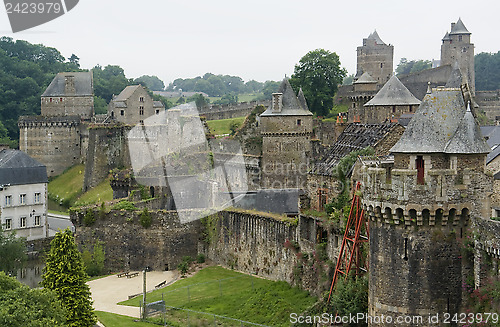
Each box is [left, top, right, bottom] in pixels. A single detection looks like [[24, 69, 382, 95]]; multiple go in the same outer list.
[[108, 85, 165, 125], [0, 150, 48, 240]]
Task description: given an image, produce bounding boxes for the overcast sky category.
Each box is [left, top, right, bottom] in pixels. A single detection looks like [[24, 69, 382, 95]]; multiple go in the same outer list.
[[0, 0, 499, 86]]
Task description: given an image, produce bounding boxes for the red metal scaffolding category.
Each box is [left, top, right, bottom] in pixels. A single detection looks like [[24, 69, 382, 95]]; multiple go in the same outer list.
[[327, 181, 369, 304]]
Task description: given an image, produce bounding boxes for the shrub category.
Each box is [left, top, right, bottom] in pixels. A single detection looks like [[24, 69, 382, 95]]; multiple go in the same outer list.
[[196, 253, 206, 263], [178, 262, 188, 276], [83, 209, 96, 226], [139, 208, 152, 228], [112, 200, 137, 211]]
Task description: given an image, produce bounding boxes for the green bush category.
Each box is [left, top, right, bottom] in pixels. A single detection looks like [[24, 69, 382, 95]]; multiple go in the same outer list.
[[82, 241, 106, 277], [178, 262, 189, 276], [83, 209, 96, 226], [139, 208, 152, 228], [196, 253, 206, 263], [112, 200, 137, 211]]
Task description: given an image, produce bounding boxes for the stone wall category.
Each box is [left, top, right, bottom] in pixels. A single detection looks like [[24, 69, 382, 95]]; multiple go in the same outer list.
[[41, 95, 94, 119], [83, 125, 132, 191], [18, 116, 83, 177], [199, 101, 270, 121], [476, 90, 500, 121], [71, 209, 201, 272]]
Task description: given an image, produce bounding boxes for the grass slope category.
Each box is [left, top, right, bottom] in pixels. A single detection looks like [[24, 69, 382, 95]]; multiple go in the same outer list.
[[95, 311, 150, 327], [75, 178, 113, 206], [206, 117, 245, 136], [120, 266, 316, 326]]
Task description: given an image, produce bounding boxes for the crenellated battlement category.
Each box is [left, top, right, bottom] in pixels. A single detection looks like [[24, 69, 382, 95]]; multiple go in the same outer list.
[[18, 115, 81, 128]]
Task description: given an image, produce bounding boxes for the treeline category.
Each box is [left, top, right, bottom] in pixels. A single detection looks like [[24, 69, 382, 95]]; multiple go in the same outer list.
[[166, 73, 279, 98], [475, 52, 500, 91]]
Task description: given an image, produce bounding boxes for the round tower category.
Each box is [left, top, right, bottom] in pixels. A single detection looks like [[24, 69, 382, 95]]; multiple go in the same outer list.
[[361, 87, 492, 325]]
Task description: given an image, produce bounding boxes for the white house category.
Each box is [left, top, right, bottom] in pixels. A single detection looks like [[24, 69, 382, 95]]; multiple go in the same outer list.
[[0, 149, 48, 240]]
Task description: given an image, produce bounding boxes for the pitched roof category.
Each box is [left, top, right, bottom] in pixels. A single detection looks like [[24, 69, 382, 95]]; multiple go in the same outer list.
[[445, 63, 464, 88], [312, 123, 399, 175], [297, 88, 309, 111], [367, 30, 386, 45], [114, 85, 141, 101], [42, 72, 93, 97], [260, 79, 313, 117], [487, 145, 500, 165], [480, 125, 500, 148], [390, 88, 489, 154], [354, 72, 377, 84], [364, 74, 421, 106], [450, 18, 471, 35], [153, 101, 164, 108], [0, 150, 47, 185]]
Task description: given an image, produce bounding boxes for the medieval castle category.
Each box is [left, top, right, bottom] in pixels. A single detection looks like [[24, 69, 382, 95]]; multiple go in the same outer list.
[[17, 18, 500, 326]]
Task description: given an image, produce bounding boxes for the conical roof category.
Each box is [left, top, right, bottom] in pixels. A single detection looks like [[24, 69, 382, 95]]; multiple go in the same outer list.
[[367, 30, 386, 45], [444, 103, 490, 154], [297, 88, 309, 111], [450, 18, 471, 35], [391, 88, 488, 154], [354, 72, 377, 84], [364, 74, 420, 106], [260, 79, 313, 116], [442, 32, 451, 41]]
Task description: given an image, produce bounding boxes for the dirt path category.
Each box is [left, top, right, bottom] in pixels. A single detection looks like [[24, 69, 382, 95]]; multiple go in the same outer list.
[[88, 270, 177, 318]]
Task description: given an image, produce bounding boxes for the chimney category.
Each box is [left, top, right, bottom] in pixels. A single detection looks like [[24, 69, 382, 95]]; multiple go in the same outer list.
[[65, 75, 75, 95], [451, 22, 455, 30], [272, 93, 283, 112]]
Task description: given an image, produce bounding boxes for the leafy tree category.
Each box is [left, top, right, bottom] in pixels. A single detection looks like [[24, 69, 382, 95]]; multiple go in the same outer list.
[[213, 93, 238, 105], [0, 271, 67, 326], [328, 275, 368, 326], [139, 208, 152, 228], [289, 49, 347, 116], [93, 96, 108, 115], [68, 54, 80, 68], [396, 58, 432, 76], [260, 80, 280, 99], [82, 241, 105, 277], [92, 64, 132, 102], [475, 51, 500, 91], [343, 74, 355, 85], [0, 228, 27, 274], [187, 93, 210, 109], [134, 74, 165, 91], [41, 228, 96, 327]]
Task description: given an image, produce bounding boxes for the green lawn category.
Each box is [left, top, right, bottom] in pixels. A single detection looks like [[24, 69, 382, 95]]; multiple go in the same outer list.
[[95, 311, 150, 327], [119, 266, 316, 327], [48, 164, 85, 207], [74, 178, 113, 206], [206, 117, 245, 136]]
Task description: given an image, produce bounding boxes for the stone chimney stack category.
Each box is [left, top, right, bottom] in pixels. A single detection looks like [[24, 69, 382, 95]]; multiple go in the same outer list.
[[65, 75, 75, 95], [451, 22, 456, 30], [272, 93, 283, 113]]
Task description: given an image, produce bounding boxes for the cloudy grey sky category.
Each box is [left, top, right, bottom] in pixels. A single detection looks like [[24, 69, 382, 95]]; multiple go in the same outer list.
[[0, 0, 498, 86]]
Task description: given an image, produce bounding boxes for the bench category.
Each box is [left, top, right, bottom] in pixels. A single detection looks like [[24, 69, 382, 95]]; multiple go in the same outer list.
[[155, 280, 166, 289], [117, 271, 129, 278], [127, 272, 139, 278]]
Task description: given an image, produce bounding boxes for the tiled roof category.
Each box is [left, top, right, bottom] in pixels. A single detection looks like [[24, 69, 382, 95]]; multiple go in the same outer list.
[[364, 75, 421, 106], [450, 18, 471, 35], [114, 85, 141, 101], [0, 150, 47, 185], [42, 72, 93, 97]]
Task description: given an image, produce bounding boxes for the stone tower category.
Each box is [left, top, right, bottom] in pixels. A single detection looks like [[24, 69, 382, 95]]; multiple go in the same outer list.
[[356, 31, 394, 86], [441, 18, 475, 94], [260, 79, 313, 189], [361, 86, 491, 325], [19, 72, 93, 177]]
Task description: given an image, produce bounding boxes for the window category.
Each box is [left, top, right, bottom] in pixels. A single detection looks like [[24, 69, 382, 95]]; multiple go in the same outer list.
[[34, 192, 41, 204], [297, 119, 302, 126], [139, 120, 144, 124], [416, 156, 424, 185], [5, 195, 11, 206], [380, 63, 383, 68], [392, 106, 396, 113], [20, 194, 26, 205], [139, 96, 144, 102], [5, 218, 11, 230], [34, 215, 41, 226], [49, 98, 52, 102], [139, 106, 144, 115], [459, 35, 462, 42], [20, 216, 26, 228], [120, 110, 124, 116]]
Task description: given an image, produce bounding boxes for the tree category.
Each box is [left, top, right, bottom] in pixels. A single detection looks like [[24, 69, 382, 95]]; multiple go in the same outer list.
[[328, 275, 368, 326], [0, 271, 67, 327], [396, 58, 431, 76], [134, 75, 165, 91], [475, 51, 500, 91], [289, 49, 347, 116], [0, 228, 27, 274], [41, 229, 96, 327]]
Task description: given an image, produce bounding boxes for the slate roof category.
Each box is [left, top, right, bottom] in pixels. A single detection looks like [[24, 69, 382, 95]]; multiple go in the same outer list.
[[367, 30, 386, 45], [297, 88, 309, 111], [450, 18, 471, 35], [42, 72, 93, 97], [153, 101, 164, 108], [114, 85, 141, 101], [312, 123, 399, 175], [487, 145, 500, 165], [0, 150, 47, 186], [480, 125, 500, 148], [232, 189, 299, 214], [390, 89, 490, 154], [442, 32, 451, 41], [364, 74, 421, 106], [354, 72, 377, 84], [260, 79, 313, 117], [445, 63, 464, 88]]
